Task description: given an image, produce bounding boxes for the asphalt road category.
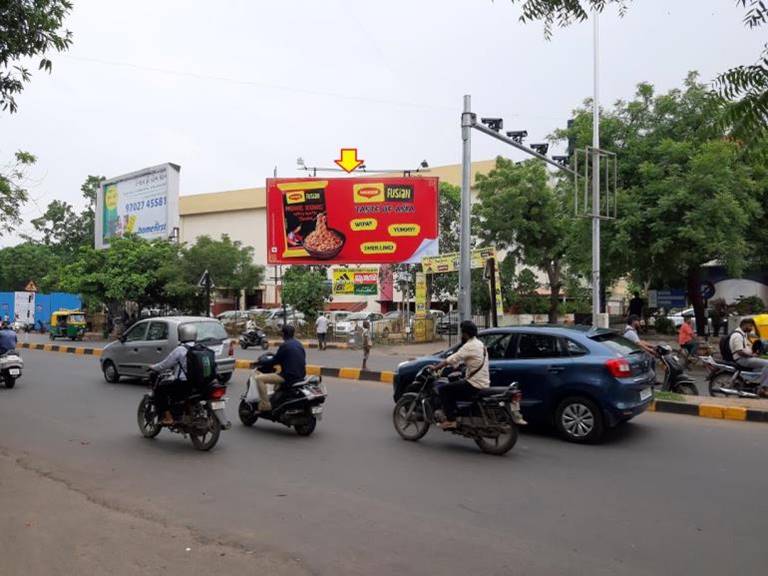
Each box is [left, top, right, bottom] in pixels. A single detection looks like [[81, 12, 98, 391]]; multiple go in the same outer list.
[[1, 350, 766, 575]]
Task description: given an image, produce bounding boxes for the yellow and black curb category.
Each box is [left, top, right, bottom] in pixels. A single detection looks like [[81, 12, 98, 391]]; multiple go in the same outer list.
[[19, 342, 395, 385], [266, 340, 351, 350], [16, 343, 768, 421], [649, 399, 768, 424]]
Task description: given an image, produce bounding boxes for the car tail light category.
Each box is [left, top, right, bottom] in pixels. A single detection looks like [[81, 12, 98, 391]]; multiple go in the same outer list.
[[228, 340, 235, 357], [210, 387, 226, 400], [605, 358, 631, 378]]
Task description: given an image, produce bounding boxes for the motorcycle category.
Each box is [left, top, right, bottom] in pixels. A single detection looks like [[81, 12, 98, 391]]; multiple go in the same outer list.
[[0, 350, 23, 389], [654, 344, 699, 395], [238, 353, 327, 436], [392, 364, 524, 456], [239, 329, 269, 351], [137, 370, 231, 451], [700, 356, 766, 399]]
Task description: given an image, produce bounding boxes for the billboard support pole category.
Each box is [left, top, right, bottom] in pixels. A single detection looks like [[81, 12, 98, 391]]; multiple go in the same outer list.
[[489, 257, 498, 328], [459, 94, 473, 323]]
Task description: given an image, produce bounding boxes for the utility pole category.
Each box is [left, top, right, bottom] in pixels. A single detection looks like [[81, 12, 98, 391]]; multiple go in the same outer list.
[[591, 12, 601, 328], [459, 94, 473, 323]]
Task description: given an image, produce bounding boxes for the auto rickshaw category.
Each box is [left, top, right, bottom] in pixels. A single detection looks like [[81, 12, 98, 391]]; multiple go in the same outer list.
[[49, 310, 87, 341]]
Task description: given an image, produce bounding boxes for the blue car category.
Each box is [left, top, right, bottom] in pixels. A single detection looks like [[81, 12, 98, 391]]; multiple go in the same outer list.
[[393, 325, 655, 443]]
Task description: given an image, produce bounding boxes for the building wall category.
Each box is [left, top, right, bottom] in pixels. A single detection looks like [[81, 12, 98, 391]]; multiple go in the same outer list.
[[180, 209, 267, 265]]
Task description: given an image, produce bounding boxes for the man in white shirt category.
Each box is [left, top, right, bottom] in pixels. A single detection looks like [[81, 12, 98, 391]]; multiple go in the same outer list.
[[624, 315, 655, 355], [315, 314, 329, 351], [433, 320, 489, 430], [729, 318, 768, 371]]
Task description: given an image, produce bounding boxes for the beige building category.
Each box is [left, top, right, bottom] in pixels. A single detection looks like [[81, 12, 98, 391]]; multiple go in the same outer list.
[[177, 160, 501, 311]]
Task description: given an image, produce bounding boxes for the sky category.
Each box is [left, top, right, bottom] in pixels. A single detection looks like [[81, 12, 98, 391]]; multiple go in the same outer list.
[[1, 0, 764, 246]]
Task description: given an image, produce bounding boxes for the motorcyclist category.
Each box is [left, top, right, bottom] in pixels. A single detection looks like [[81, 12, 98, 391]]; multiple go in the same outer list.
[[149, 323, 197, 425], [0, 321, 17, 355], [245, 317, 258, 334], [432, 320, 489, 430], [252, 324, 306, 412]]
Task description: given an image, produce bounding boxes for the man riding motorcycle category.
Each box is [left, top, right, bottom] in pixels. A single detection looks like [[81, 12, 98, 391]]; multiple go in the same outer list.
[[432, 320, 490, 430], [252, 324, 306, 412], [149, 323, 198, 425], [0, 321, 18, 356]]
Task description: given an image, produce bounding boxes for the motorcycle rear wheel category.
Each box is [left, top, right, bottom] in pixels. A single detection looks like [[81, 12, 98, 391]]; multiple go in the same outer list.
[[238, 399, 258, 427], [674, 382, 699, 396], [474, 425, 518, 456], [4, 375, 16, 389], [137, 396, 162, 438], [393, 393, 429, 441], [190, 407, 221, 451], [709, 373, 734, 397], [294, 416, 317, 436]]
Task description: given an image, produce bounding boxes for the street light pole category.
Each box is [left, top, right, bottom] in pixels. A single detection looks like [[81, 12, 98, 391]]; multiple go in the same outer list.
[[591, 12, 601, 328], [460, 94, 473, 323]]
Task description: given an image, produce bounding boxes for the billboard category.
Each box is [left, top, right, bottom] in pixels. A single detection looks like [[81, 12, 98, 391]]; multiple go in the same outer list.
[[266, 177, 439, 265], [421, 247, 497, 274], [95, 163, 180, 249], [332, 267, 379, 296]]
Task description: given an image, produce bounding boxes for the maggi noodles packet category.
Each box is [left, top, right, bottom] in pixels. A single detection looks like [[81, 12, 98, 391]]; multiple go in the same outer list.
[[276, 181, 328, 258]]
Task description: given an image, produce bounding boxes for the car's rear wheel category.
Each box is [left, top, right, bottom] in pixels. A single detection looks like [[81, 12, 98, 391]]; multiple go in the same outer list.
[[103, 360, 120, 383], [555, 396, 604, 444]]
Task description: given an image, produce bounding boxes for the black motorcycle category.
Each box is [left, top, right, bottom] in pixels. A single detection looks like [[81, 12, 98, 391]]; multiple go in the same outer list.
[[238, 353, 327, 436], [654, 344, 699, 395], [392, 365, 523, 456], [137, 370, 231, 451], [239, 329, 269, 350]]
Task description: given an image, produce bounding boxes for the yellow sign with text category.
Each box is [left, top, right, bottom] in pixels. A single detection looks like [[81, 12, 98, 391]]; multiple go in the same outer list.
[[388, 223, 421, 237], [351, 218, 378, 231], [415, 272, 427, 318], [361, 241, 396, 255], [421, 247, 496, 274], [353, 183, 385, 204]]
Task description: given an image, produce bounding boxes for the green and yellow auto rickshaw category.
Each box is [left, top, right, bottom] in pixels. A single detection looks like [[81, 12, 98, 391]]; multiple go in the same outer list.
[[49, 310, 87, 341]]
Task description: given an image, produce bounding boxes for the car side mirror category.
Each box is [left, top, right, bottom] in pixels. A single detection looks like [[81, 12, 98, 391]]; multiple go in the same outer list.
[[119, 335, 127, 344]]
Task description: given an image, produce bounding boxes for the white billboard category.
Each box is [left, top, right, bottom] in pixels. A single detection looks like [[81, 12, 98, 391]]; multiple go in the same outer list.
[[95, 163, 180, 249]]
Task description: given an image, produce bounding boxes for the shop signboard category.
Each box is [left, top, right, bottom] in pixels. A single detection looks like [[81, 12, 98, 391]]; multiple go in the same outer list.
[[415, 272, 427, 318], [266, 177, 439, 265], [95, 163, 180, 249], [421, 247, 496, 274], [332, 267, 379, 296]]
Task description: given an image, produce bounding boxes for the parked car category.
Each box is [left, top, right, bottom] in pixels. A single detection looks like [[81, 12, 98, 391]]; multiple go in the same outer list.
[[325, 311, 351, 335], [262, 308, 306, 329], [216, 310, 253, 335], [667, 307, 711, 333], [393, 325, 655, 443], [100, 316, 236, 384], [335, 312, 396, 339]]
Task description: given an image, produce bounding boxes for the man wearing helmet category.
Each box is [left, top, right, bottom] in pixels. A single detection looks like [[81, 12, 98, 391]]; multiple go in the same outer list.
[[150, 323, 198, 425], [251, 324, 306, 412], [0, 321, 17, 356], [432, 320, 490, 430]]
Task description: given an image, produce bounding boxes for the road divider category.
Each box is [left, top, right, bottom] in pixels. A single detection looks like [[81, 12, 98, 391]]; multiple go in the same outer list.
[[16, 343, 768, 420]]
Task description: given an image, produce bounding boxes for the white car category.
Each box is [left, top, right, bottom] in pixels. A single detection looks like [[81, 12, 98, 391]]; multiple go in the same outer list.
[[667, 308, 710, 332]]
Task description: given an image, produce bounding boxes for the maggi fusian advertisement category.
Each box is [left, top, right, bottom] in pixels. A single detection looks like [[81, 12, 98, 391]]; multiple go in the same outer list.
[[266, 177, 439, 264]]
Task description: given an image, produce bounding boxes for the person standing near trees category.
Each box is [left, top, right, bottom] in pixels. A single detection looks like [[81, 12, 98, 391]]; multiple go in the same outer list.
[[315, 313, 328, 351], [361, 320, 372, 371]]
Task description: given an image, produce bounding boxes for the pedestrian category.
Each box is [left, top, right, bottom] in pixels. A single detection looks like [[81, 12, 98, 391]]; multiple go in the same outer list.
[[710, 299, 727, 337], [628, 292, 644, 321], [361, 320, 372, 371], [678, 315, 698, 358], [624, 314, 655, 355], [315, 313, 328, 351]]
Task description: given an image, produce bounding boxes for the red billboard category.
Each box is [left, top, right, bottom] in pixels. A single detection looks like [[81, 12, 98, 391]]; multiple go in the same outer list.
[[266, 177, 439, 265]]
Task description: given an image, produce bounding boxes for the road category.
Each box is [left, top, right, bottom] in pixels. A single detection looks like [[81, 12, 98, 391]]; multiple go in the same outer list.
[[0, 350, 766, 575]]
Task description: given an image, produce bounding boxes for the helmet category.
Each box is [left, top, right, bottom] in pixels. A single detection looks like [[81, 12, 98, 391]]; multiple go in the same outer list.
[[178, 324, 198, 343]]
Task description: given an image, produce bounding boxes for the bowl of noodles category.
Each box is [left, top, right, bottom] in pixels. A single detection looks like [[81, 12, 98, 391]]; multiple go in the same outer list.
[[303, 213, 346, 259]]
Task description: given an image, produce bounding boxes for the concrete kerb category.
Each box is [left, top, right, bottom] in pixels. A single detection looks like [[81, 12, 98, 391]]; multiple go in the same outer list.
[[16, 342, 768, 420]]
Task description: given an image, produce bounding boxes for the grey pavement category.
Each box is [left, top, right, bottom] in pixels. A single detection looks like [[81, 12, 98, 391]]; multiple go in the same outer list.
[[0, 350, 766, 575]]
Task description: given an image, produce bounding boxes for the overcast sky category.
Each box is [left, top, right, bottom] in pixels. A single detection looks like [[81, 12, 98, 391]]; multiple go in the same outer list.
[[1, 0, 764, 246]]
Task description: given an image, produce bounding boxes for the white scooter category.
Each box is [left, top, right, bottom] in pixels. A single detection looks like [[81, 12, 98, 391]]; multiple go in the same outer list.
[[0, 350, 24, 388]]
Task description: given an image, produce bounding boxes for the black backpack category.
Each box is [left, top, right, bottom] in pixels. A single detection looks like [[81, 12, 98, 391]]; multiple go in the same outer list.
[[719, 333, 736, 362], [183, 343, 217, 388]]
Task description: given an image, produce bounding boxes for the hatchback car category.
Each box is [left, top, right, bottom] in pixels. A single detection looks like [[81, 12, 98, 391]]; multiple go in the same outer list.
[[100, 316, 236, 384], [393, 325, 655, 443]]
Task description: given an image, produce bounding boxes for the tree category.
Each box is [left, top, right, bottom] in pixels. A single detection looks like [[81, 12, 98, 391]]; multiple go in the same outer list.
[[282, 266, 330, 322], [475, 157, 573, 323], [506, 0, 768, 139], [27, 175, 104, 256], [556, 74, 767, 334], [181, 235, 264, 307], [0, 0, 73, 114], [0, 242, 61, 291], [0, 150, 35, 234]]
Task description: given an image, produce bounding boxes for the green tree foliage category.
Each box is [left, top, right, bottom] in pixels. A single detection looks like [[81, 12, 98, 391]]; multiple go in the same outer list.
[[556, 74, 767, 333], [281, 266, 330, 321], [0, 150, 35, 233], [0, 0, 73, 113], [507, 0, 767, 140], [0, 242, 61, 291], [475, 157, 573, 323]]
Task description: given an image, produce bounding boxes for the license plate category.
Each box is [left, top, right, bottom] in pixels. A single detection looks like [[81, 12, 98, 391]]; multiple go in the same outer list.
[[211, 401, 226, 410], [640, 388, 652, 401], [311, 406, 324, 414], [8, 369, 20, 376]]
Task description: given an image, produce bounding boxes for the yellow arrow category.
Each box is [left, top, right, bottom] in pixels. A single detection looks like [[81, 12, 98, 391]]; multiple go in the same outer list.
[[335, 148, 364, 173]]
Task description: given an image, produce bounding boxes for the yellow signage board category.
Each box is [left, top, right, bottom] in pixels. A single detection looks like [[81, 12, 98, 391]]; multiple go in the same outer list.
[[332, 267, 379, 296], [421, 247, 496, 274], [415, 272, 427, 318]]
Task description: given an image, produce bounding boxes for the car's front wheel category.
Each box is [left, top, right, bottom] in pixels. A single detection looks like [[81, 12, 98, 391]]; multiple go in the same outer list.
[[555, 396, 604, 444], [103, 360, 120, 384]]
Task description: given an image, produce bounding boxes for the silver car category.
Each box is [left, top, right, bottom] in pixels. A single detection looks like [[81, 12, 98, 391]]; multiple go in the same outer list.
[[100, 316, 236, 384]]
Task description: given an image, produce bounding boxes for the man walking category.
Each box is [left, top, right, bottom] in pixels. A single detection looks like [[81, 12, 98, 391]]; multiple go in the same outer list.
[[361, 320, 372, 371], [315, 313, 329, 351]]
